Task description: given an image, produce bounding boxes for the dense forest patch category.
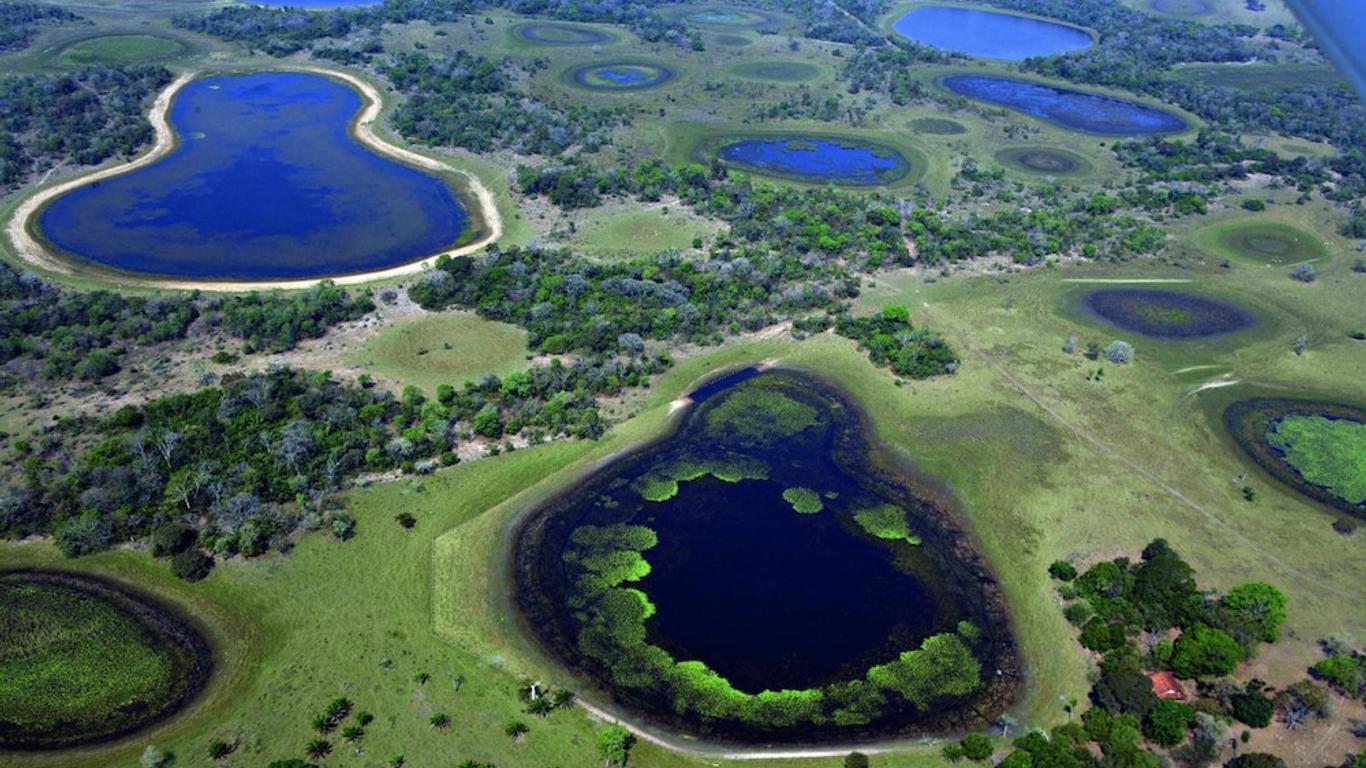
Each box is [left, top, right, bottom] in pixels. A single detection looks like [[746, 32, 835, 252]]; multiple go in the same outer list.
[[0, 569, 211, 749], [1224, 399, 1366, 517], [514, 371, 1014, 741]]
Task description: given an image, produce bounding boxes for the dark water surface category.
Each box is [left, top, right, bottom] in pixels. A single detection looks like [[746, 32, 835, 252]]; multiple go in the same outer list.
[[1082, 288, 1256, 338], [943, 75, 1187, 135], [892, 6, 1092, 59], [39, 72, 470, 279], [716, 137, 909, 184], [515, 369, 1013, 741]]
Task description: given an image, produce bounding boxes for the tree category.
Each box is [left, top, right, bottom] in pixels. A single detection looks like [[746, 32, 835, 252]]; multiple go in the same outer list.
[[1049, 560, 1078, 581], [171, 549, 214, 582], [1226, 754, 1286, 768], [1144, 699, 1195, 746], [1220, 583, 1287, 644], [961, 733, 994, 761], [430, 713, 450, 730], [1104, 340, 1135, 364], [208, 739, 234, 759], [1171, 626, 1243, 678], [1289, 264, 1317, 283], [504, 719, 528, 739], [845, 753, 870, 768], [943, 743, 966, 762], [597, 724, 635, 766]]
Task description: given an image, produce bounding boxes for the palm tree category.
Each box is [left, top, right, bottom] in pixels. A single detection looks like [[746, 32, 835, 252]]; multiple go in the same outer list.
[[429, 713, 450, 730], [341, 725, 365, 744], [312, 715, 334, 734], [305, 738, 332, 760], [505, 720, 529, 740], [526, 697, 553, 717]]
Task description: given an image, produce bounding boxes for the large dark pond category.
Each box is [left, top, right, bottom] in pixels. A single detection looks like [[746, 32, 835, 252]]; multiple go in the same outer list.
[[943, 75, 1187, 135], [892, 6, 1092, 60], [715, 136, 910, 185], [1081, 288, 1256, 339], [515, 369, 1014, 742], [38, 72, 471, 280]]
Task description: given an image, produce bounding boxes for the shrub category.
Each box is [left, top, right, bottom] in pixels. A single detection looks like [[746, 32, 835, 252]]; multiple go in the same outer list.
[[1230, 690, 1274, 727], [1104, 340, 1135, 364], [170, 549, 214, 582], [1049, 560, 1078, 581], [1289, 263, 1317, 283], [1144, 699, 1195, 746], [1225, 754, 1286, 768], [961, 733, 994, 761]]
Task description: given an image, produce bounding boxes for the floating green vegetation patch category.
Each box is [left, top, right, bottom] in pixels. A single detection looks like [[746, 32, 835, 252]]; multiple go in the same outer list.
[[853, 504, 922, 545], [1224, 398, 1366, 517], [0, 570, 212, 749], [704, 383, 820, 446], [632, 454, 769, 501], [1194, 220, 1328, 266], [1267, 416, 1366, 506], [783, 486, 824, 514]]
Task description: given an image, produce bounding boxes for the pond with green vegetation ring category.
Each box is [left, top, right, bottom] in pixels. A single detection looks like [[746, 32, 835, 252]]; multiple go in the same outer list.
[[570, 62, 675, 91], [994, 146, 1092, 176], [0, 570, 213, 750], [1194, 220, 1328, 266], [514, 369, 1016, 742], [1224, 399, 1366, 517]]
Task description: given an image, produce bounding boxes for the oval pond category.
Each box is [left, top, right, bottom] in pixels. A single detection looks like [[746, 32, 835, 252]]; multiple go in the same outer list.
[[38, 71, 472, 280], [1223, 399, 1366, 518], [1081, 288, 1256, 339], [571, 62, 674, 91], [892, 6, 1093, 60], [715, 136, 911, 185], [943, 75, 1187, 135], [0, 569, 213, 750], [515, 370, 1015, 741]]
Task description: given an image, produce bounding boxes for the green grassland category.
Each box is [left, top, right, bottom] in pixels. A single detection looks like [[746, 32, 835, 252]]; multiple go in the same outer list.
[[56, 34, 186, 66], [1192, 218, 1332, 266], [349, 311, 530, 396], [1123, 0, 1300, 28], [555, 200, 722, 259]]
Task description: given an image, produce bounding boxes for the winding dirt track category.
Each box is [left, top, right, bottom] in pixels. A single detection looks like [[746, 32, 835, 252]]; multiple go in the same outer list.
[[4, 66, 503, 292]]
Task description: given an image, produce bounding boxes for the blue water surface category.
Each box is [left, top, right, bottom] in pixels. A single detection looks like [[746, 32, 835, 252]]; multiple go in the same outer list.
[[40, 72, 469, 279], [943, 75, 1188, 135], [718, 138, 906, 184], [597, 68, 649, 85], [892, 5, 1092, 59]]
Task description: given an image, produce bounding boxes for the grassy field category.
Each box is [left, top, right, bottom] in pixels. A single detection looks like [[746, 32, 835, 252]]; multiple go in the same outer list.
[[349, 311, 530, 396], [556, 200, 722, 259], [56, 34, 186, 66], [1122, 0, 1300, 28]]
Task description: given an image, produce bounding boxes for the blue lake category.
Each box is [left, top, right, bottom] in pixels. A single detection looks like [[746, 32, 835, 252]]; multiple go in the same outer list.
[[942, 75, 1187, 135], [717, 137, 909, 185], [572, 62, 673, 90], [39, 72, 470, 280], [892, 6, 1093, 60]]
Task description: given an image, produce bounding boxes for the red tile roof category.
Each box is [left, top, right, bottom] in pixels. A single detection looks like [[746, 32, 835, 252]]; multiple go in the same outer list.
[[1149, 671, 1185, 700]]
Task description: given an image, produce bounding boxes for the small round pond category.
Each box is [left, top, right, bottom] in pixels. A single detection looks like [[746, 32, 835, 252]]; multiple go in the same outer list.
[[36, 71, 473, 280], [515, 23, 613, 46], [1081, 288, 1256, 339], [0, 569, 213, 750], [571, 62, 675, 91], [712, 136, 911, 186], [1196, 220, 1328, 266], [1223, 399, 1366, 517], [892, 6, 1093, 60], [515, 369, 1015, 742], [942, 75, 1188, 135], [995, 146, 1091, 176]]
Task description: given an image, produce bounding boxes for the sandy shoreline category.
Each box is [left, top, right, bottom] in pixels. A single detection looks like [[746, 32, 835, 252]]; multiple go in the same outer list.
[[3, 66, 504, 292]]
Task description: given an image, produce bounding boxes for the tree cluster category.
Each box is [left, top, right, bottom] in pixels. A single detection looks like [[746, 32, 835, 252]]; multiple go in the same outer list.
[[384, 51, 627, 156], [834, 304, 959, 379], [0, 65, 172, 190], [0, 1, 78, 52]]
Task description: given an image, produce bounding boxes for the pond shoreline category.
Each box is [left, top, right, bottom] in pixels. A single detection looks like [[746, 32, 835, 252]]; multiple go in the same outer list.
[[4, 66, 503, 292]]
